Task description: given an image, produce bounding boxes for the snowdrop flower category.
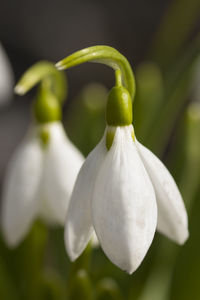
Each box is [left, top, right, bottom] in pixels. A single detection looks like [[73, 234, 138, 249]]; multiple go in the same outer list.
[[1, 62, 84, 247], [64, 73, 188, 274]]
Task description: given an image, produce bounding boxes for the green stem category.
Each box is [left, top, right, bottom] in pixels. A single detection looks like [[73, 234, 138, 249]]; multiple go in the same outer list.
[[15, 61, 67, 103], [56, 46, 135, 100], [115, 70, 122, 87]]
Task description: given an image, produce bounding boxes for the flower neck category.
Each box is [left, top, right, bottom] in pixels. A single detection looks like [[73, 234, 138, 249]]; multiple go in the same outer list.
[[33, 82, 62, 124]]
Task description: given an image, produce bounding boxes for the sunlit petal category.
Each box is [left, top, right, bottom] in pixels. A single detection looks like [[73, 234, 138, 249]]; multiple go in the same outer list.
[[92, 126, 157, 274], [64, 132, 107, 261]]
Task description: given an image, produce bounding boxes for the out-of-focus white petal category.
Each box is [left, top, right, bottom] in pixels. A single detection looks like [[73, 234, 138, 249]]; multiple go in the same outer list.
[[92, 126, 157, 274], [136, 141, 188, 244], [0, 43, 14, 106], [64, 132, 107, 261], [40, 122, 84, 225], [1, 130, 43, 246]]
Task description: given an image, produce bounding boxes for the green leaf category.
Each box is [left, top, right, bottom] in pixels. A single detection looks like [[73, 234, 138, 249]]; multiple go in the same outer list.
[[150, 0, 200, 69], [169, 188, 200, 300], [133, 62, 164, 142], [147, 34, 200, 154], [40, 270, 67, 300], [68, 269, 93, 300]]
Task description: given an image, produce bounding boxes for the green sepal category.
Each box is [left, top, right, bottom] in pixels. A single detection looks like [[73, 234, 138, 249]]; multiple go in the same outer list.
[[33, 84, 62, 124], [38, 127, 50, 148], [106, 127, 116, 150], [106, 86, 132, 126]]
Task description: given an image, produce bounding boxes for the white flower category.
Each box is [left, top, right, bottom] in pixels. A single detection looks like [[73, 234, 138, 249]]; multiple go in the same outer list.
[[1, 121, 84, 247], [0, 43, 14, 106], [64, 125, 188, 274]]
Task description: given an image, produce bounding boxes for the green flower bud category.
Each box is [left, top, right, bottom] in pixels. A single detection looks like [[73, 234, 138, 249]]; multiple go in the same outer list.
[[33, 85, 62, 124], [106, 85, 132, 126], [39, 127, 50, 148]]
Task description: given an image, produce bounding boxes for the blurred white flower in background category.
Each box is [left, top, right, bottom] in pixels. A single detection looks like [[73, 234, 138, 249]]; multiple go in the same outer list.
[[65, 124, 188, 274], [1, 121, 84, 247], [0, 43, 14, 106]]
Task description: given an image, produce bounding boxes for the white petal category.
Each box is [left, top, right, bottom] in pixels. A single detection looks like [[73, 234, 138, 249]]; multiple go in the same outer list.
[[1, 130, 43, 246], [92, 126, 157, 274], [64, 132, 107, 261], [90, 232, 99, 248], [136, 141, 188, 244], [40, 122, 84, 225], [0, 43, 14, 106]]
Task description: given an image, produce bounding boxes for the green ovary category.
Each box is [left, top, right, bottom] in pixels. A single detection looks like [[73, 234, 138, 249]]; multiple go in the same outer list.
[[106, 85, 132, 126]]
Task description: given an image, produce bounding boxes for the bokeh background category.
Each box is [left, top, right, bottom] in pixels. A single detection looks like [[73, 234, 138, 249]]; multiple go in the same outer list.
[[0, 0, 200, 299]]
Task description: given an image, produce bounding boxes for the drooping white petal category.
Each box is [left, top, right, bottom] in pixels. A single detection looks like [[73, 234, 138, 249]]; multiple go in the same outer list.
[[64, 132, 107, 261], [1, 130, 43, 246], [40, 122, 84, 225], [92, 126, 157, 274], [136, 141, 188, 244]]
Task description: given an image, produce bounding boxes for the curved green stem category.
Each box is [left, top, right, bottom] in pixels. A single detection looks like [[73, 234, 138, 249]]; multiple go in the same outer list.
[[115, 69, 122, 87], [15, 61, 67, 103], [55, 46, 136, 100]]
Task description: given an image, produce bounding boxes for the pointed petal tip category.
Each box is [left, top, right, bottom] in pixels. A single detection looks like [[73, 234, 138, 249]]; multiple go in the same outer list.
[[64, 235, 81, 262], [176, 228, 189, 245], [126, 262, 145, 275], [64, 225, 82, 262], [126, 268, 135, 275], [68, 252, 78, 262], [158, 224, 189, 245], [64, 221, 92, 263], [113, 256, 144, 275], [124, 265, 135, 275]]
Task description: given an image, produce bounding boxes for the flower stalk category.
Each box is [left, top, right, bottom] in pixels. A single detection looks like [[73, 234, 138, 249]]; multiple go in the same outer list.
[[56, 45, 136, 100], [15, 61, 67, 103]]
